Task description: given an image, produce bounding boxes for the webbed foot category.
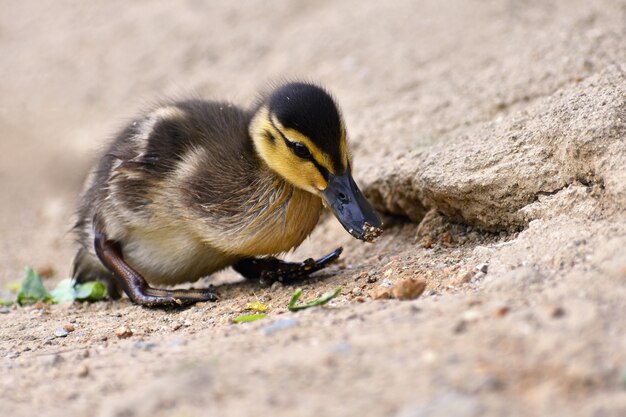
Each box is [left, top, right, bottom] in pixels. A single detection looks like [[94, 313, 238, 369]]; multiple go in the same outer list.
[[233, 247, 343, 286]]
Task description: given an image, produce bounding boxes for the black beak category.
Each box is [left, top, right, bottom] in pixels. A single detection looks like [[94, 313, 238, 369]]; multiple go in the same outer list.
[[321, 170, 383, 242]]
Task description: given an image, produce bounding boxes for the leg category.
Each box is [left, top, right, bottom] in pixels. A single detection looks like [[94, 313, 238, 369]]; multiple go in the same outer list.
[[72, 247, 123, 300], [94, 230, 218, 307], [233, 247, 343, 286]]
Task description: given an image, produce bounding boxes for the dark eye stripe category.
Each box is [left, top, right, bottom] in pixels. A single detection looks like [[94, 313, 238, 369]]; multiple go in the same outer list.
[[269, 118, 329, 180]]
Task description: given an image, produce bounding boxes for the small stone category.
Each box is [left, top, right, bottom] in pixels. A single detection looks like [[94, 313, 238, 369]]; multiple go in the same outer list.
[[171, 322, 182, 331], [115, 326, 133, 339], [548, 306, 566, 318], [54, 328, 69, 338], [441, 232, 454, 246], [354, 296, 366, 303], [183, 319, 193, 327], [0, 306, 9, 314], [453, 320, 468, 334], [422, 235, 433, 249], [36, 265, 55, 278], [76, 364, 89, 378], [63, 324, 75, 332], [261, 318, 298, 335], [270, 281, 283, 291], [44, 353, 64, 366], [132, 341, 157, 351], [355, 271, 368, 281], [370, 287, 393, 300], [366, 275, 378, 284], [491, 306, 510, 318], [392, 278, 427, 301], [462, 310, 482, 322], [380, 278, 394, 288], [476, 263, 489, 274]]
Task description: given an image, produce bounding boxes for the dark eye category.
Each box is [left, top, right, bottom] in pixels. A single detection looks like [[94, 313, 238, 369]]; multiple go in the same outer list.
[[292, 142, 311, 159]]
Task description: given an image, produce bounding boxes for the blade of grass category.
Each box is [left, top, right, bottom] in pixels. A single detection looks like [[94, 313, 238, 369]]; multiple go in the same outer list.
[[232, 313, 267, 324], [288, 287, 342, 312]]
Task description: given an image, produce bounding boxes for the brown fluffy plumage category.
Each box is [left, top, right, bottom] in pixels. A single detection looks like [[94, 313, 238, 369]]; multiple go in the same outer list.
[[72, 82, 381, 305]]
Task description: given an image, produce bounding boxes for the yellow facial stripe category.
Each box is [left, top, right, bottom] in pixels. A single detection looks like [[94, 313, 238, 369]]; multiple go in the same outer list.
[[250, 107, 328, 193], [339, 118, 349, 170], [270, 116, 339, 175]]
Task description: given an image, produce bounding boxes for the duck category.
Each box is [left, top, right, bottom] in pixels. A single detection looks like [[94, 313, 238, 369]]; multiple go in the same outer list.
[[71, 82, 383, 307]]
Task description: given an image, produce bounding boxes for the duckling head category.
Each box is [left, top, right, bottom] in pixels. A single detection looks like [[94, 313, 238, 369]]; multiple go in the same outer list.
[[250, 82, 382, 242]]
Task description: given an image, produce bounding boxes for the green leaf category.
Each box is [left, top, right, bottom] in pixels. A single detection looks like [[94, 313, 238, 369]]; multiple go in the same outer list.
[[49, 278, 76, 303], [16, 267, 51, 305], [50, 279, 108, 303], [288, 287, 342, 312], [232, 313, 267, 324], [74, 281, 107, 301], [245, 300, 268, 312]]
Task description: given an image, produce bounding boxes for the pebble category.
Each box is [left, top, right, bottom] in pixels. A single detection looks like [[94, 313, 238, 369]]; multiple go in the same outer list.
[[54, 328, 69, 338], [476, 263, 489, 274], [270, 281, 283, 291], [0, 306, 9, 314], [76, 364, 89, 378], [392, 278, 427, 301], [548, 305, 566, 318], [441, 232, 454, 246], [491, 305, 510, 318], [132, 341, 157, 351], [115, 326, 133, 339], [261, 318, 298, 335], [462, 310, 482, 322], [355, 271, 369, 281], [370, 287, 393, 300], [63, 324, 75, 332], [380, 278, 394, 288], [366, 275, 378, 284], [36, 265, 55, 278]]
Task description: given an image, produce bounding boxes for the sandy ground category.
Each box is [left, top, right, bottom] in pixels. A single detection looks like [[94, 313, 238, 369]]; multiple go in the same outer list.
[[1, 1, 626, 416]]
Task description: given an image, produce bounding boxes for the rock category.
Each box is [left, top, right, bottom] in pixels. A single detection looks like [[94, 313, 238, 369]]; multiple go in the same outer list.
[[261, 318, 298, 335], [270, 281, 283, 291], [132, 341, 157, 351], [63, 324, 75, 332], [76, 364, 89, 378], [36, 265, 55, 278], [548, 305, 566, 318], [363, 67, 626, 231], [491, 305, 510, 318], [392, 278, 427, 301], [115, 326, 133, 339], [366, 275, 378, 284], [370, 287, 393, 300], [380, 278, 394, 288], [54, 327, 69, 338]]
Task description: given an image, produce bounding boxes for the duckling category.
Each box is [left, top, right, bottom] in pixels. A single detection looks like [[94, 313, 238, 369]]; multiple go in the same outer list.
[[71, 82, 383, 307]]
